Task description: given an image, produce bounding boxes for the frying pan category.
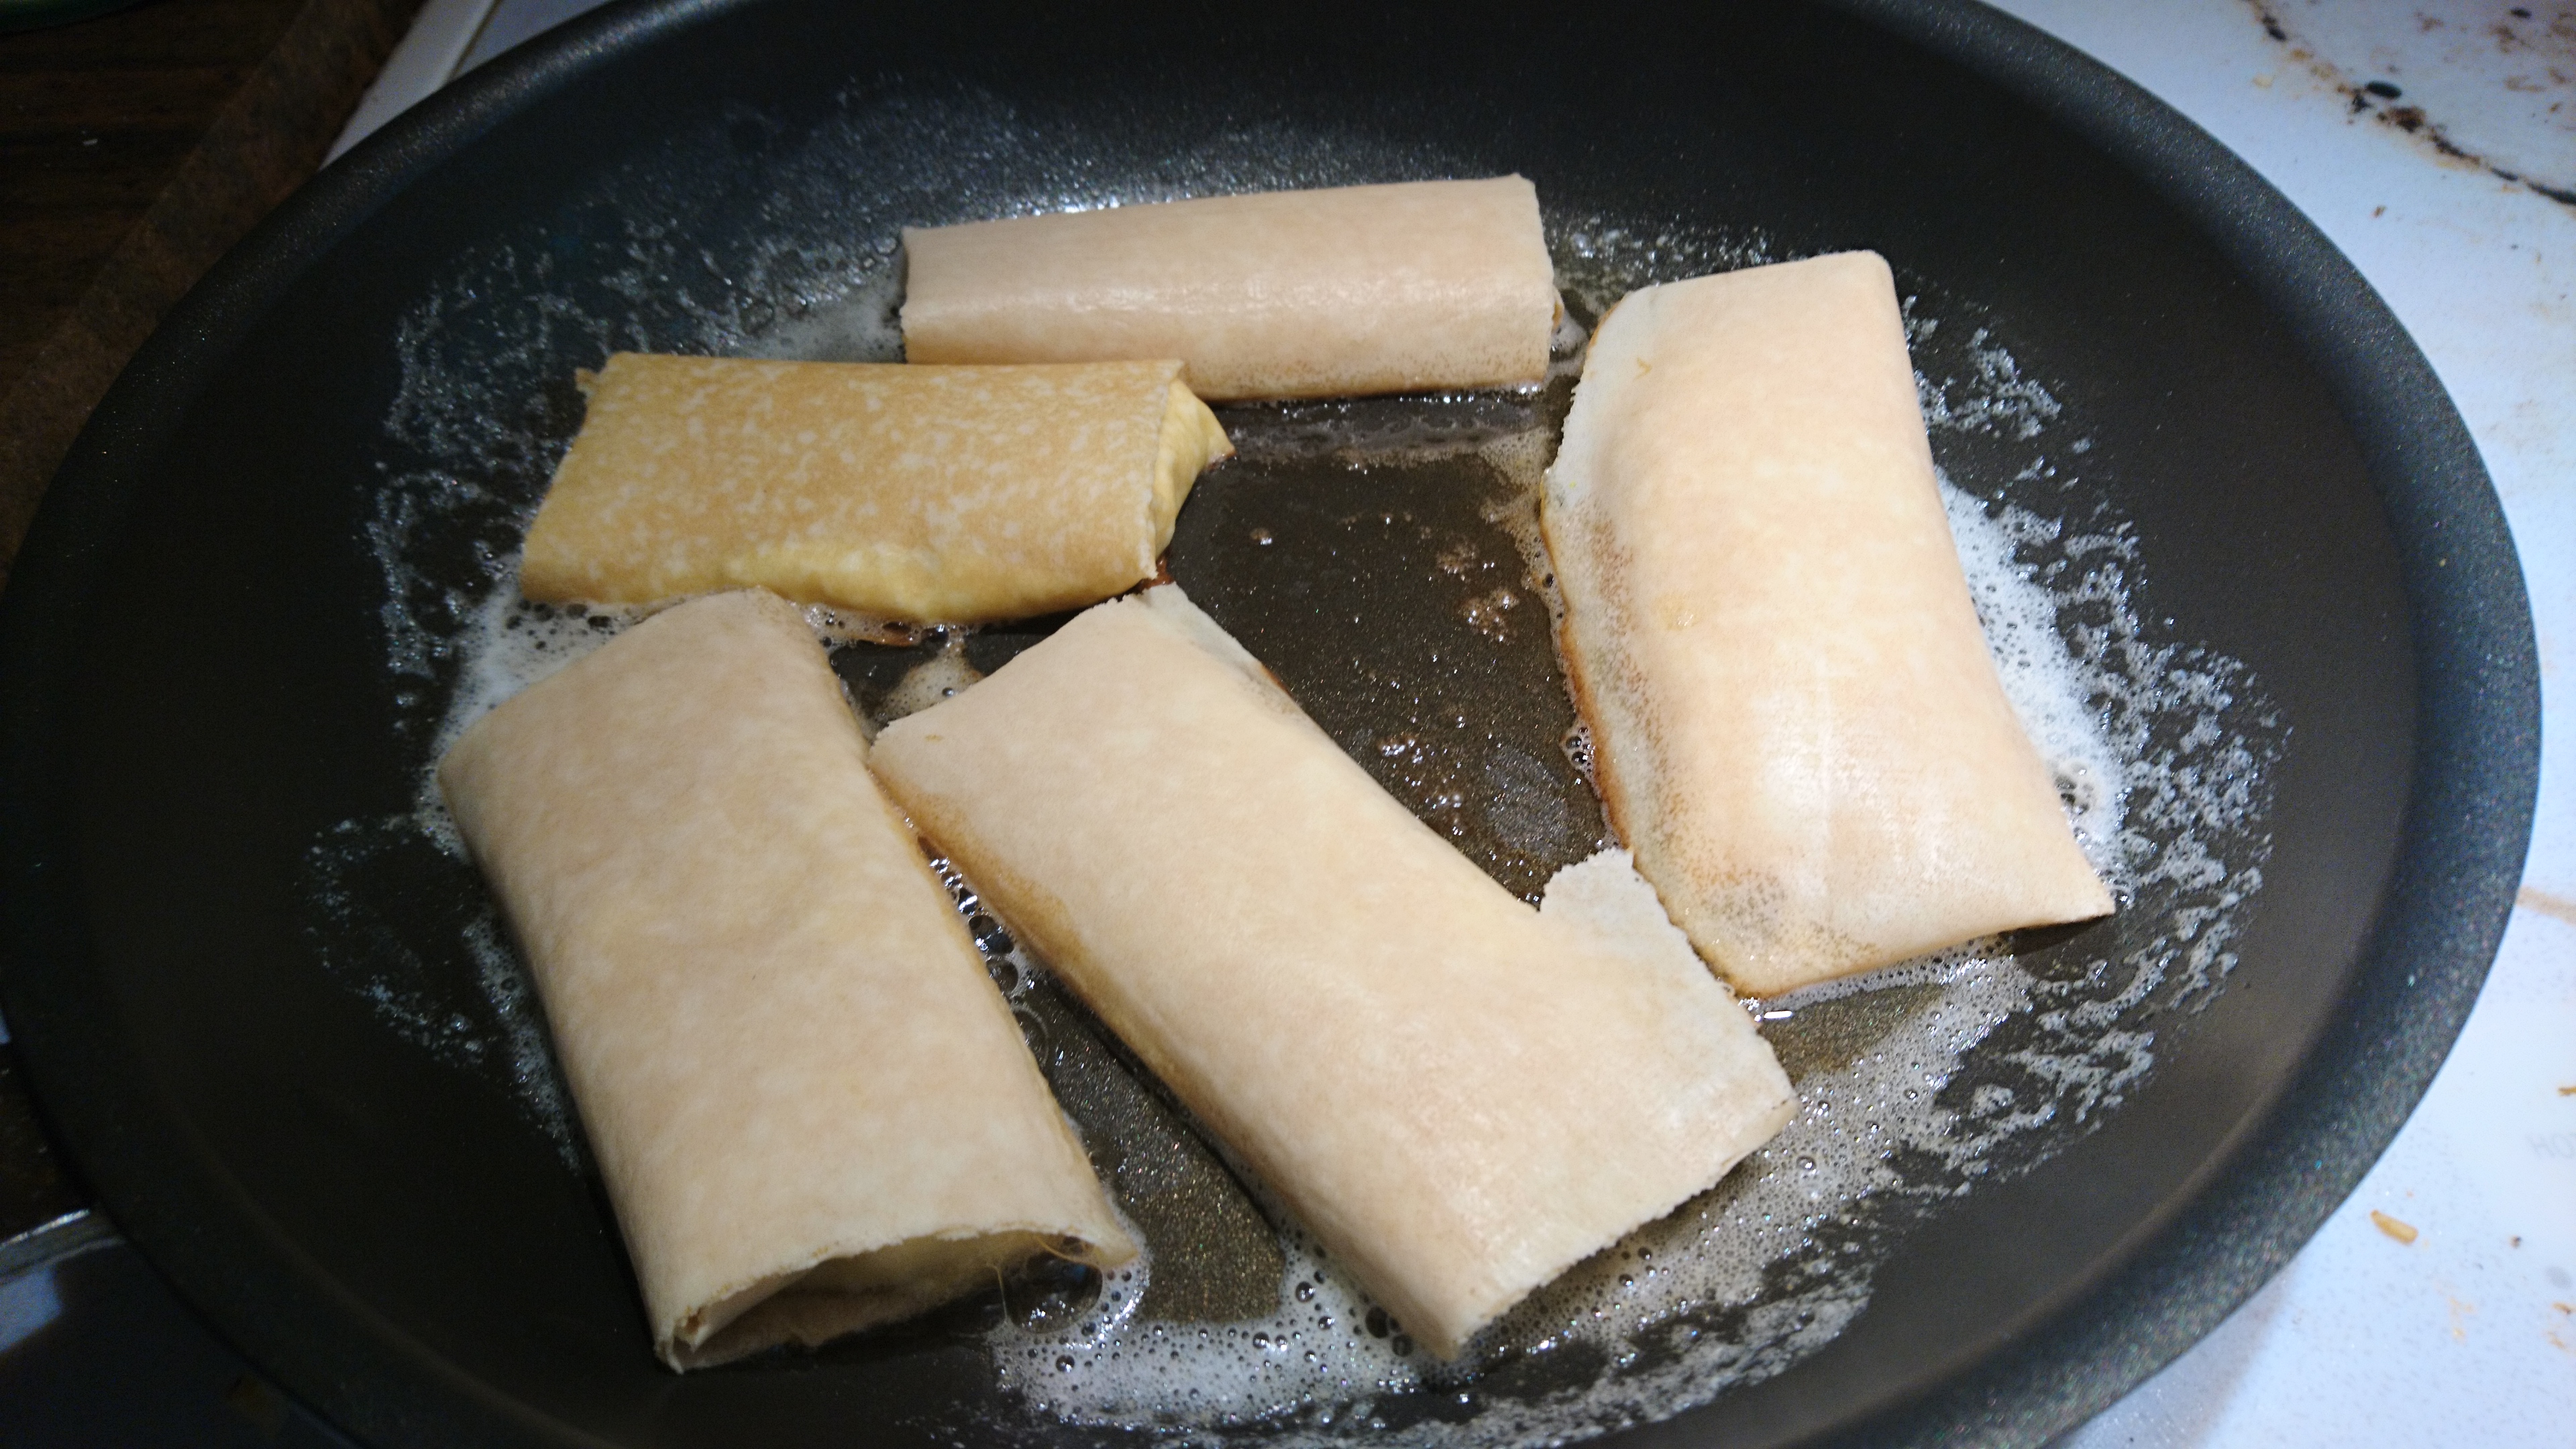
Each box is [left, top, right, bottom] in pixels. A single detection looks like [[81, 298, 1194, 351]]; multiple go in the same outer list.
[[0, 0, 2536, 1445]]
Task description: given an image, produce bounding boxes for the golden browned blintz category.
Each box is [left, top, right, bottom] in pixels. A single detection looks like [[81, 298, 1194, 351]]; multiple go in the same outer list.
[[1543, 252, 2114, 998], [869, 585, 1794, 1359], [437, 590, 1134, 1370], [517, 353, 1229, 622], [900, 177, 1559, 400]]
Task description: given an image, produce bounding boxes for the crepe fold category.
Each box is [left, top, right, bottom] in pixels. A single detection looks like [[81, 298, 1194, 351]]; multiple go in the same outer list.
[[869, 586, 1794, 1359], [437, 589, 1134, 1371], [518, 353, 1230, 623], [1542, 252, 2114, 998], [899, 176, 1560, 401]]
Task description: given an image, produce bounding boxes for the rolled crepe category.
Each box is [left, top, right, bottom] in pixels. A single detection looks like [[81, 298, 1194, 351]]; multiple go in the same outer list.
[[870, 586, 1793, 1358], [437, 589, 1134, 1370], [900, 177, 1559, 400], [518, 353, 1231, 622], [1542, 252, 2114, 998]]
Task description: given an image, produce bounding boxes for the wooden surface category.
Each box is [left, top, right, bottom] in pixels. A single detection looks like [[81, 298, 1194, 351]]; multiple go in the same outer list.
[[0, 0, 419, 1245], [0, 0, 419, 591]]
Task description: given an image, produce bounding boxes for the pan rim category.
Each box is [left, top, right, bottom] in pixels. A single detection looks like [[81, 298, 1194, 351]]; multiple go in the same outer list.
[[0, 1, 2538, 1446]]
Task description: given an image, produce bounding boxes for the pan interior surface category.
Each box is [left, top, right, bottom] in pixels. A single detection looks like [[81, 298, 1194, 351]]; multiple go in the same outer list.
[[0, 2, 2524, 1448]]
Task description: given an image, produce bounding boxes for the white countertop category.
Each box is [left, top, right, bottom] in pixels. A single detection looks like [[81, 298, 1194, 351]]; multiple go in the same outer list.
[[331, 1, 2576, 1442]]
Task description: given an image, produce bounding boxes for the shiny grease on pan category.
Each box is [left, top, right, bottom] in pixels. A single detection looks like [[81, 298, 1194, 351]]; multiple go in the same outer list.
[[305, 99, 2284, 1446]]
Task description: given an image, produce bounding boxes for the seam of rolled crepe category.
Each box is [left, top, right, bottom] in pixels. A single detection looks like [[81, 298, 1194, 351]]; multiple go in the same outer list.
[[516, 354, 1231, 624], [435, 588, 1134, 1370], [868, 584, 1794, 1359], [1542, 252, 2114, 998], [898, 176, 1562, 401]]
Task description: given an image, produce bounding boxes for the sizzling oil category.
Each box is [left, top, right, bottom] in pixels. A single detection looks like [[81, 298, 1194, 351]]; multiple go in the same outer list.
[[308, 98, 2286, 1448]]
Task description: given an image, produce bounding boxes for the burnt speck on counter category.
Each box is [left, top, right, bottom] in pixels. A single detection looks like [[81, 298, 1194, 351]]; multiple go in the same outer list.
[[2252, 1, 2576, 207], [2426, 127, 2476, 160]]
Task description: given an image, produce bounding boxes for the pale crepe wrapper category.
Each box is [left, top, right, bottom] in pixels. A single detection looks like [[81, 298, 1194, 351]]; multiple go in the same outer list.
[[1542, 252, 2114, 998], [437, 590, 1134, 1370], [869, 586, 1794, 1359], [519, 354, 1230, 623], [900, 176, 1560, 401]]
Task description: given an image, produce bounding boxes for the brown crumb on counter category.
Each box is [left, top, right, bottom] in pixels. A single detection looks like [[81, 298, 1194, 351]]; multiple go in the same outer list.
[[2370, 1210, 2420, 1244]]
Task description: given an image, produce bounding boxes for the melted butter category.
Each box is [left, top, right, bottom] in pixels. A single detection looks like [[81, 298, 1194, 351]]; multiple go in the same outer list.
[[341, 127, 2287, 1444]]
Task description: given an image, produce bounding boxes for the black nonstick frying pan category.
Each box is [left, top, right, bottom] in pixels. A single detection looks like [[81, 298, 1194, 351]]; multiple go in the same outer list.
[[0, 1, 2537, 1445]]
